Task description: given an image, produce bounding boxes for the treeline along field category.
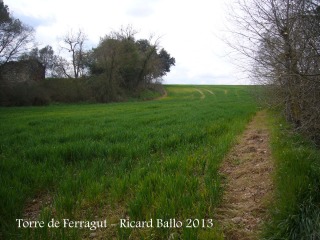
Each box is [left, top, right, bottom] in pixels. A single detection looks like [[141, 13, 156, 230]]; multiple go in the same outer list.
[[0, 85, 257, 239]]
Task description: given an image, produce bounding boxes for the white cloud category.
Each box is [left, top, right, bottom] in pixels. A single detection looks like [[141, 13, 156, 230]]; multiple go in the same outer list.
[[8, 0, 250, 85]]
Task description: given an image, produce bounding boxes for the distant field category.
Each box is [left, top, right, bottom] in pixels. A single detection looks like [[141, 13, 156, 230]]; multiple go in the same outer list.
[[0, 85, 257, 239]]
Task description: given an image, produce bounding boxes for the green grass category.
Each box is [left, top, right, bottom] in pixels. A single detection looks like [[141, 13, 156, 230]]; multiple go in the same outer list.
[[263, 112, 320, 240], [0, 85, 257, 239]]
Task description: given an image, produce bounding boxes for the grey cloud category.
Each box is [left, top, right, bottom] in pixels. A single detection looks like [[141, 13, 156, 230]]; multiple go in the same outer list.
[[15, 13, 55, 28]]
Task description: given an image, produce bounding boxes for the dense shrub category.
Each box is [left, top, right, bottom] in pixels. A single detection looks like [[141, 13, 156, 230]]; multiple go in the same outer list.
[[0, 82, 50, 106], [0, 77, 164, 106]]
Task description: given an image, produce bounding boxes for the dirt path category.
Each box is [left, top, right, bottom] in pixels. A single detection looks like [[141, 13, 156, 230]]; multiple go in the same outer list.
[[195, 88, 205, 99], [155, 89, 167, 100], [216, 111, 273, 240], [23, 192, 52, 220], [204, 89, 214, 95]]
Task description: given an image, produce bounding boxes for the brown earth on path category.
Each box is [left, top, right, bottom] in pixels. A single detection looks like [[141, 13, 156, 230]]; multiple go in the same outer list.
[[23, 192, 53, 220], [216, 111, 273, 240], [156, 89, 167, 100]]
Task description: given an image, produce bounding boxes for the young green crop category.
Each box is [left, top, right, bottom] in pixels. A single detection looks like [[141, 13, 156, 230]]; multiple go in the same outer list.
[[0, 85, 256, 239]]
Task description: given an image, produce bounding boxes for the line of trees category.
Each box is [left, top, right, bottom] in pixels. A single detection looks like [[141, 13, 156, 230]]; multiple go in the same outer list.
[[229, 0, 320, 144], [0, 1, 175, 105]]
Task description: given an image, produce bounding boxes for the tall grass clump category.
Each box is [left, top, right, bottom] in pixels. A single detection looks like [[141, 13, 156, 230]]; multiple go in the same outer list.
[[263, 113, 320, 240]]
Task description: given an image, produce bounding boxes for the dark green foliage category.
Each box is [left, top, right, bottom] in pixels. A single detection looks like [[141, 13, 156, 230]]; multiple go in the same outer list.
[[19, 46, 57, 77], [0, 77, 165, 106], [0, 83, 50, 106], [158, 48, 175, 74], [0, 2, 10, 23], [89, 28, 175, 101]]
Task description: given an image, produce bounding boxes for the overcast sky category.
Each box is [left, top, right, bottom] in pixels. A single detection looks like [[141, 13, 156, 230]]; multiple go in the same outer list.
[[8, 0, 249, 85]]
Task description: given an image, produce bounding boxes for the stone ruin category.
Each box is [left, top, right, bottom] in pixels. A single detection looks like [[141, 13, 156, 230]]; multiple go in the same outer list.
[[0, 59, 45, 86]]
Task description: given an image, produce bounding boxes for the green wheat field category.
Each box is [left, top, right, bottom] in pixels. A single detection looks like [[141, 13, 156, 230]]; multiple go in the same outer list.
[[0, 85, 257, 239]]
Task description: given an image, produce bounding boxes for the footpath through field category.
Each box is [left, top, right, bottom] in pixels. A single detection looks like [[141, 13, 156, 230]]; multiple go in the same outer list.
[[216, 111, 273, 240]]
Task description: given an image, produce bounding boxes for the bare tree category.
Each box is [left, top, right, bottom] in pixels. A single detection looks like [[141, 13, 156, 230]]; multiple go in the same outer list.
[[51, 56, 72, 78], [60, 29, 87, 78], [227, 0, 320, 143], [0, 1, 34, 63]]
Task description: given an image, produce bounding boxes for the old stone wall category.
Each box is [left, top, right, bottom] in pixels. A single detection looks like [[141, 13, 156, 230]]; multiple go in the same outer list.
[[0, 60, 45, 86]]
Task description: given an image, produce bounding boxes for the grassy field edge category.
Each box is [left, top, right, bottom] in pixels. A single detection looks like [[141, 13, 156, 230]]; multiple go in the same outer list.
[[263, 111, 320, 239]]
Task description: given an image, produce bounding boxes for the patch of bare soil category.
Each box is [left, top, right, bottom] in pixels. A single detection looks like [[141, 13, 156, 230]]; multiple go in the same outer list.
[[155, 89, 168, 100], [23, 192, 53, 220], [216, 111, 273, 240]]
